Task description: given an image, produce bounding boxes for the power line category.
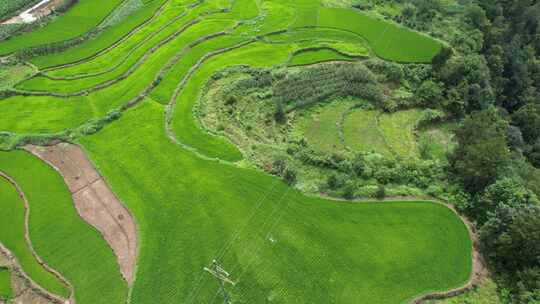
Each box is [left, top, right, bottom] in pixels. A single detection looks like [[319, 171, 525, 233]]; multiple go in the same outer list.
[[204, 260, 236, 304]]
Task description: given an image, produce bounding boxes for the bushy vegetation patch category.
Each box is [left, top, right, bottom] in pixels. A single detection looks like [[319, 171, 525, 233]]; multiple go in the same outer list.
[[0, 0, 38, 19], [198, 65, 448, 199], [288, 47, 356, 66]]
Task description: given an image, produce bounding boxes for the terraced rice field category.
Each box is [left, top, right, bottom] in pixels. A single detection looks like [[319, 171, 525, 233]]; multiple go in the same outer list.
[[0, 1, 470, 304]]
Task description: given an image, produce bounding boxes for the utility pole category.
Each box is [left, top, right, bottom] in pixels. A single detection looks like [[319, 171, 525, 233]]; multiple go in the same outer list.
[[204, 260, 236, 304]]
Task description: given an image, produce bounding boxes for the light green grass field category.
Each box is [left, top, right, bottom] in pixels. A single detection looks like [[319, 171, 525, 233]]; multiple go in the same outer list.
[[293, 99, 358, 152], [343, 108, 422, 157], [378, 109, 423, 157], [343, 109, 391, 155], [0, 267, 11, 300], [0, 151, 127, 304], [0, 177, 69, 298]]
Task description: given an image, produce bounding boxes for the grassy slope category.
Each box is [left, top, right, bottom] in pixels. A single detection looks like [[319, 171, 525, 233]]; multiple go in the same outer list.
[[0, 151, 127, 304], [0, 177, 69, 297], [80, 100, 472, 304], [378, 109, 423, 157], [0, 0, 125, 55], [0, 267, 11, 300], [30, 0, 168, 68], [293, 99, 355, 152], [343, 108, 422, 158], [343, 109, 391, 155]]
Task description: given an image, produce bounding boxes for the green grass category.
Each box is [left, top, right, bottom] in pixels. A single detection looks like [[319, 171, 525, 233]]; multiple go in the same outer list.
[[0, 267, 11, 300], [79, 100, 472, 304], [0, 151, 127, 304], [418, 122, 457, 160], [317, 7, 443, 62], [0, 0, 125, 55], [343, 108, 422, 157], [0, 177, 69, 298], [0, 63, 35, 89], [289, 47, 355, 66], [293, 98, 358, 152], [378, 109, 423, 157], [343, 109, 391, 155]]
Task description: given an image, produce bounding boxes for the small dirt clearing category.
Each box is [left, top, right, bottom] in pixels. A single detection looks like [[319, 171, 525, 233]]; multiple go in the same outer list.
[[25, 143, 138, 284], [1, 0, 64, 25]]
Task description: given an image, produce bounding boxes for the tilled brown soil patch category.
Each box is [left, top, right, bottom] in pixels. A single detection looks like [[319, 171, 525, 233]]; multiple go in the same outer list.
[[25, 143, 138, 284]]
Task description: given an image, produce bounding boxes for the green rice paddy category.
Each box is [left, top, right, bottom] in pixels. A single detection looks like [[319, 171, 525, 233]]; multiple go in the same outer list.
[[0, 267, 11, 300], [0, 0, 470, 303], [0, 176, 69, 298]]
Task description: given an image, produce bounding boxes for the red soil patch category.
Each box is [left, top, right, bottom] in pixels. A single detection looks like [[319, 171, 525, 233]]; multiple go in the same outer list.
[[25, 143, 138, 284]]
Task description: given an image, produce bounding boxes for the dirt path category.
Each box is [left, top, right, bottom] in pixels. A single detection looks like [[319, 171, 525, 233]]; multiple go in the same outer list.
[[1, 0, 64, 25], [25, 143, 138, 284], [0, 242, 67, 304], [410, 202, 490, 303], [0, 171, 73, 304]]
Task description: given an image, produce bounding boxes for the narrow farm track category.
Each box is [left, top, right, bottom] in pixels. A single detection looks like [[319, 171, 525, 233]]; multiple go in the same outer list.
[[0, 171, 74, 303], [0, 242, 63, 304]]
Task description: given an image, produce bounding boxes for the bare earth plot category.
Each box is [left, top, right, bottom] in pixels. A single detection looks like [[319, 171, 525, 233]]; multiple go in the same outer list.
[[25, 143, 138, 284]]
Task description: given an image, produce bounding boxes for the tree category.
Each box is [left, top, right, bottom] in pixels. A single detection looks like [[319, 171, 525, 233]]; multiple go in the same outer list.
[[431, 46, 452, 68], [507, 125, 525, 151], [464, 4, 490, 31], [274, 101, 286, 124], [376, 184, 386, 200], [512, 104, 540, 143], [480, 204, 540, 292], [449, 107, 510, 193], [473, 177, 538, 224], [415, 80, 444, 107], [283, 168, 297, 185]]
